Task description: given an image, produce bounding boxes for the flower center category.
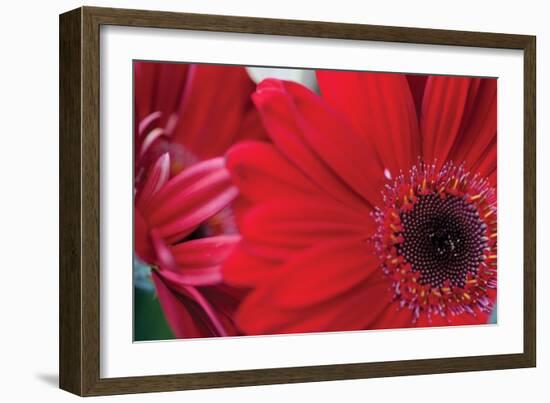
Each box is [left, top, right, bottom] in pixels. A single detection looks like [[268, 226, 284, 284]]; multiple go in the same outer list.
[[398, 194, 487, 289], [373, 162, 497, 322]]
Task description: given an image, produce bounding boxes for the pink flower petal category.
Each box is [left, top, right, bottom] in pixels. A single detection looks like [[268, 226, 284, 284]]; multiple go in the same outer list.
[[150, 228, 177, 272], [136, 153, 171, 211], [155, 185, 238, 243], [147, 164, 233, 226], [148, 157, 225, 208], [160, 266, 223, 287], [171, 235, 241, 268]]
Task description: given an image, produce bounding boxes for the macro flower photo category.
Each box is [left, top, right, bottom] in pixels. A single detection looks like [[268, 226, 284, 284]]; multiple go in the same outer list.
[[134, 62, 497, 340]]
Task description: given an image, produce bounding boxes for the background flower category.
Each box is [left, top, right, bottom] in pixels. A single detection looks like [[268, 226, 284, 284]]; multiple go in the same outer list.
[[134, 62, 265, 339]]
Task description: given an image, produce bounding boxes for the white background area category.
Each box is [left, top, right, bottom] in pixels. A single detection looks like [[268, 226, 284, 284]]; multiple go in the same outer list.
[[0, 0, 547, 402], [101, 26, 523, 378]]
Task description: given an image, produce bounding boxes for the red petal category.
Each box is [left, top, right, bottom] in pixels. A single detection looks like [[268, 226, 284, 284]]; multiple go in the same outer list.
[[226, 140, 320, 203], [158, 279, 229, 337], [134, 208, 154, 264], [445, 310, 490, 326], [406, 74, 428, 120], [171, 65, 259, 158], [470, 138, 496, 180], [240, 197, 373, 260], [222, 242, 280, 288], [242, 240, 379, 310], [134, 61, 189, 134], [322, 273, 392, 330], [421, 76, 478, 168], [370, 303, 415, 330], [153, 63, 190, 131], [448, 78, 497, 172], [487, 170, 496, 188], [253, 79, 380, 209], [236, 269, 392, 335], [317, 71, 420, 177], [199, 285, 243, 336], [230, 101, 268, 144], [134, 61, 157, 127], [152, 271, 205, 338], [414, 311, 450, 328], [231, 197, 253, 234]]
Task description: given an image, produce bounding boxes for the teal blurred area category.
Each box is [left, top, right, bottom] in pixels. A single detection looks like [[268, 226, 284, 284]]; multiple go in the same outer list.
[[489, 304, 498, 324], [133, 257, 155, 292], [133, 257, 174, 341]]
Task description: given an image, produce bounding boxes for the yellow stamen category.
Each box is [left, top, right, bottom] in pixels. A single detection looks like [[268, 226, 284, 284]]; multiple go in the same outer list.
[[452, 177, 459, 189], [470, 193, 482, 201]]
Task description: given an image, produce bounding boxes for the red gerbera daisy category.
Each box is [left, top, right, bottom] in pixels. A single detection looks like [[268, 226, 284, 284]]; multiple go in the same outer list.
[[134, 62, 265, 338], [224, 71, 497, 335]]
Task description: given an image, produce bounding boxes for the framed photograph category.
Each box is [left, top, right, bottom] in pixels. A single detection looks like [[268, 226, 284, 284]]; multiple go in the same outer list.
[[59, 6, 536, 396]]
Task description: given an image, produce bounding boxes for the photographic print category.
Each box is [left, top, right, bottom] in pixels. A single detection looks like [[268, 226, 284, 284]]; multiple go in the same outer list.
[[133, 61, 497, 341]]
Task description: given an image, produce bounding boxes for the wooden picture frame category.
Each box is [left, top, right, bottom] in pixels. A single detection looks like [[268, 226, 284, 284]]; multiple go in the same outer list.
[[59, 6, 536, 396]]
